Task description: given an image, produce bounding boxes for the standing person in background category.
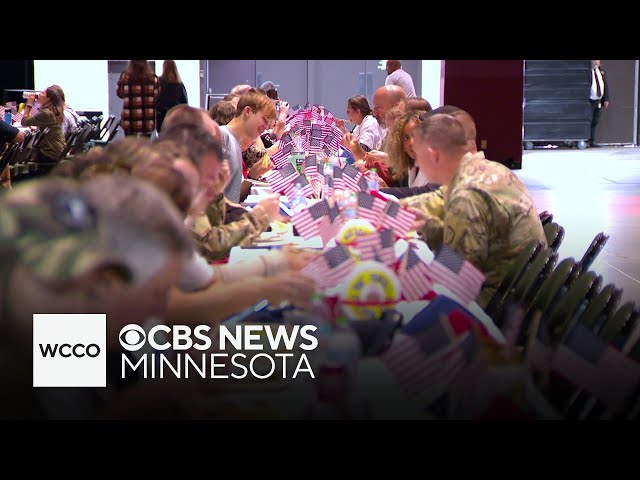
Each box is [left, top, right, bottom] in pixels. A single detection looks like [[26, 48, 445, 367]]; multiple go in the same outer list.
[[117, 60, 160, 137], [22, 86, 66, 171], [156, 60, 189, 133], [589, 60, 610, 147], [385, 60, 416, 98]]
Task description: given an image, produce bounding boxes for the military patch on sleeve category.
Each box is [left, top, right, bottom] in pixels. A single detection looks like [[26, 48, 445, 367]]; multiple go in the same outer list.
[[444, 225, 456, 244]]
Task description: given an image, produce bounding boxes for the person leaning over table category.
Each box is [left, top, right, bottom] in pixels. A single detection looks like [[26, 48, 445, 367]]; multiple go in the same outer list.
[[402, 113, 547, 308]]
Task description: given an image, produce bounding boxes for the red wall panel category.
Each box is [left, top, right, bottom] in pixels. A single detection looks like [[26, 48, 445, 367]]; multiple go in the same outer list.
[[442, 60, 524, 169]]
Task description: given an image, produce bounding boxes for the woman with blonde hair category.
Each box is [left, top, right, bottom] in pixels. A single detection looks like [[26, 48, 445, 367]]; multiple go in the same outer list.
[[156, 60, 188, 132], [385, 110, 429, 187]]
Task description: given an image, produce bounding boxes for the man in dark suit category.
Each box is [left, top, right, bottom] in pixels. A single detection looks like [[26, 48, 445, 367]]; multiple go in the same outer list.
[[589, 60, 610, 147]]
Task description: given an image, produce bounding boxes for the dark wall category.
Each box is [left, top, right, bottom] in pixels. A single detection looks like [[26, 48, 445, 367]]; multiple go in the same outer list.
[[443, 60, 524, 169], [0, 60, 35, 104], [594, 60, 637, 145]]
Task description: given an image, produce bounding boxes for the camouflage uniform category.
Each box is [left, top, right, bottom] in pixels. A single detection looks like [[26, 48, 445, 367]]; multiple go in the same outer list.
[[0, 178, 122, 287], [402, 152, 546, 308], [192, 193, 271, 261]]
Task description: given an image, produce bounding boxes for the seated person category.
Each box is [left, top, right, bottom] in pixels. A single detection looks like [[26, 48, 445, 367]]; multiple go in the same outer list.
[[405, 113, 547, 308], [21, 87, 66, 167]]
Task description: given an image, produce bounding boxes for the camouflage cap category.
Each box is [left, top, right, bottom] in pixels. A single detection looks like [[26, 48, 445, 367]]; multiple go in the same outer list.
[[0, 178, 127, 283]]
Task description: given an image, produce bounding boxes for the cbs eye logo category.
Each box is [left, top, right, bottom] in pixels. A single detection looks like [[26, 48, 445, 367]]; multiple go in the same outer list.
[[119, 325, 146, 351]]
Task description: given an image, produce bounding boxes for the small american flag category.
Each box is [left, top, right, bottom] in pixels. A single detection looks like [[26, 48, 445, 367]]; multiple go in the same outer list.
[[341, 163, 363, 192], [319, 203, 344, 245], [356, 191, 387, 225], [332, 167, 345, 191], [381, 318, 471, 398], [311, 125, 323, 139], [427, 246, 485, 306], [380, 200, 416, 237], [551, 323, 640, 413], [304, 154, 319, 180], [302, 245, 355, 289], [322, 174, 333, 199], [285, 173, 314, 199], [398, 247, 433, 301], [271, 142, 293, 166], [12, 111, 23, 123], [265, 163, 298, 193], [356, 229, 396, 266], [292, 199, 332, 239]]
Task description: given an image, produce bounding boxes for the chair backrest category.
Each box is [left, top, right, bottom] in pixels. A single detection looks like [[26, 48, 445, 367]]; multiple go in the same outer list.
[[527, 257, 577, 318], [539, 210, 554, 226], [485, 240, 542, 319], [544, 222, 564, 251], [509, 247, 558, 308], [551, 225, 565, 252], [601, 302, 637, 343], [99, 115, 115, 140], [58, 130, 80, 160], [104, 118, 120, 142], [547, 270, 599, 340], [0, 143, 19, 174], [580, 283, 623, 331], [580, 232, 609, 271]]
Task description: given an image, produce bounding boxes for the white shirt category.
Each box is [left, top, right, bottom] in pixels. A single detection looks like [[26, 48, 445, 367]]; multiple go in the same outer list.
[[176, 251, 215, 292], [352, 114, 383, 151], [408, 166, 430, 188], [590, 67, 604, 101], [385, 69, 417, 98]]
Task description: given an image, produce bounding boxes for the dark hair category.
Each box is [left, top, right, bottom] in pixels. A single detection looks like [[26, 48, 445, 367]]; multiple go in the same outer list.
[[125, 60, 156, 83], [43, 86, 65, 124], [209, 101, 236, 126], [161, 60, 181, 84], [347, 95, 373, 117]]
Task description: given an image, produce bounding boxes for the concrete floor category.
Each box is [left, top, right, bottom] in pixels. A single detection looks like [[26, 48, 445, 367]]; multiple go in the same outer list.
[[516, 145, 640, 305]]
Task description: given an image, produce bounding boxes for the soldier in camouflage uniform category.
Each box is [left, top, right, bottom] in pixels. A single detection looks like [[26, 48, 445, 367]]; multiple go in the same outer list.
[[0, 175, 194, 419], [158, 111, 282, 261], [195, 191, 280, 261], [407, 113, 547, 308]]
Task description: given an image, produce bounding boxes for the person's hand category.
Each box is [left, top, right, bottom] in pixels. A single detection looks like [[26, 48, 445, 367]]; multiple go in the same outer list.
[[248, 156, 273, 180], [354, 159, 367, 173], [273, 119, 286, 138], [603, 101, 610, 109], [260, 271, 316, 308], [405, 206, 427, 232], [335, 118, 348, 134], [343, 133, 366, 161], [254, 194, 282, 222], [278, 101, 289, 120], [14, 130, 25, 143], [266, 142, 280, 156], [26, 95, 36, 107], [281, 246, 320, 271], [364, 150, 388, 169]]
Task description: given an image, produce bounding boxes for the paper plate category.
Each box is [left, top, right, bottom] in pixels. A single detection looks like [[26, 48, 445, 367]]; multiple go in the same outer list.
[[336, 261, 402, 321]]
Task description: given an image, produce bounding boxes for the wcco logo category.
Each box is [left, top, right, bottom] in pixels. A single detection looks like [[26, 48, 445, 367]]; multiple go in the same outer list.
[[33, 314, 106, 387]]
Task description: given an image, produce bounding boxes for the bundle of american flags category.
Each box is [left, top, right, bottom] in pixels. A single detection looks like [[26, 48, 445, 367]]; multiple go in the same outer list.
[[291, 189, 485, 304], [265, 156, 389, 199]]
